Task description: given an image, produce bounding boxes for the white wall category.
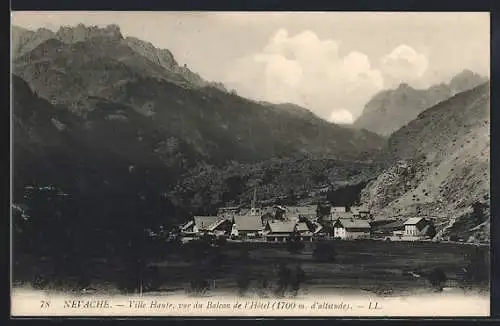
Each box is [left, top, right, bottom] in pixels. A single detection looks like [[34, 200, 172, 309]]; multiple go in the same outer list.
[[405, 225, 417, 236], [333, 226, 346, 239], [345, 231, 370, 240]]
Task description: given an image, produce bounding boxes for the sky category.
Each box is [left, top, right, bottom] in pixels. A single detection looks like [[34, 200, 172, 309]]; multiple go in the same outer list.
[[11, 12, 490, 124]]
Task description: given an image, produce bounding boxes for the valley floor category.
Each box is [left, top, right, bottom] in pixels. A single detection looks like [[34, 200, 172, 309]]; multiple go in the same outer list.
[[12, 241, 489, 298]]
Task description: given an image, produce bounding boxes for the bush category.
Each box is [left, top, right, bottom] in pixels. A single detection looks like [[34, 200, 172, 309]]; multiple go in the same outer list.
[[287, 231, 305, 254], [427, 267, 447, 292], [256, 275, 272, 298], [289, 264, 306, 297], [313, 242, 337, 262], [32, 274, 48, 290], [274, 263, 291, 298], [460, 246, 489, 291], [187, 276, 210, 296], [142, 265, 161, 292], [236, 273, 251, 297]]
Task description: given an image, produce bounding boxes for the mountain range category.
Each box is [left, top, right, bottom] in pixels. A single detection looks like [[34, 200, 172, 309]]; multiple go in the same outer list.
[[360, 82, 490, 242], [12, 24, 387, 222], [354, 70, 488, 136], [11, 23, 490, 242]]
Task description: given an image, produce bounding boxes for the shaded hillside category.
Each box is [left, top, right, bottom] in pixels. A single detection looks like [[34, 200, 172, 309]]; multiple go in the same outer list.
[[12, 75, 190, 285], [12, 23, 387, 224], [360, 83, 490, 242], [13, 72, 385, 219], [13, 24, 386, 165], [12, 75, 187, 215], [354, 70, 488, 136], [169, 158, 384, 215]]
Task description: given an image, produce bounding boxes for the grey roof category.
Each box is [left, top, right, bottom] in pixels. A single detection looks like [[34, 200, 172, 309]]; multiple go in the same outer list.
[[286, 205, 317, 216], [375, 220, 405, 231], [296, 222, 310, 232], [350, 206, 370, 214], [207, 218, 231, 231], [233, 215, 263, 231], [313, 222, 324, 234], [181, 220, 194, 231], [333, 212, 356, 220], [404, 217, 425, 225], [193, 216, 220, 230], [218, 206, 240, 210], [268, 221, 296, 233], [334, 218, 371, 230]]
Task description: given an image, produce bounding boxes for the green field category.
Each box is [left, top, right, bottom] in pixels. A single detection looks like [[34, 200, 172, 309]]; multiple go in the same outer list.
[[13, 240, 489, 297]]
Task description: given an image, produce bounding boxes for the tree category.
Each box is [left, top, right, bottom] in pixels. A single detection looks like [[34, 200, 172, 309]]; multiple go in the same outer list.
[[460, 246, 489, 291], [471, 202, 488, 225], [427, 267, 447, 292], [290, 264, 306, 297], [287, 230, 305, 254], [316, 202, 331, 219], [275, 263, 291, 298], [236, 269, 251, 297]]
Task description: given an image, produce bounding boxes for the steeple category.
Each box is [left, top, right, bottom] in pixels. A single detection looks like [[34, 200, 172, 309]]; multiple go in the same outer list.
[[250, 187, 257, 216]]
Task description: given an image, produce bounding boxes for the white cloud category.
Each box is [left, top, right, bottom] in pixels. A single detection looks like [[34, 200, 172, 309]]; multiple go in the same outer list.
[[328, 109, 354, 124], [380, 44, 429, 87], [224, 29, 384, 121]]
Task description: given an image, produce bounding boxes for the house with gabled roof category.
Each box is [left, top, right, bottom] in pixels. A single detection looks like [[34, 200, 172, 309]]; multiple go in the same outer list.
[[217, 206, 241, 218], [285, 205, 317, 221], [180, 220, 196, 235], [331, 206, 346, 214], [324, 211, 355, 223], [370, 219, 405, 239], [207, 218, 233, 237], [296, 222, 313, 242], [403, 217, 435, 240], [264, 221, 297, 242], [231, 214, 264, 239], [350, 205, 371, 219], [193, 216, 220, 233], [333, 218, 371, 240]]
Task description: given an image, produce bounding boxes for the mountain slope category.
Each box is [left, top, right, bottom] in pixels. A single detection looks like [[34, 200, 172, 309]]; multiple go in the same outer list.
[[359, 82, 490, 242], [354, 70, 488, 136], [12, 24, 386, 165], [12, 23, 390, 222], [12, 24, 226, 91]]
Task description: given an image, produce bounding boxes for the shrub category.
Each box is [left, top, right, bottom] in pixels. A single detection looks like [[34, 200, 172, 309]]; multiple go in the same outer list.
[[427, 267, 447, 292], [274, 263, 291, 298], [142, 265, 161, 292], [256, 275, 272, 297], [32, 274, 48, 290], [290, 264, 306, 297], [460, 246, 489, 291], [236, 272, 251, 296], [187, 276, 210, 296], [287, 231, 305, 254]]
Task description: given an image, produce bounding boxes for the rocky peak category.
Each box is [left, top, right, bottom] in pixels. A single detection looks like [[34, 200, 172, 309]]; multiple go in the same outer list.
[[123, 36, 178, 70], [449, 69, 488, 95], [55, 23, 124, 44]]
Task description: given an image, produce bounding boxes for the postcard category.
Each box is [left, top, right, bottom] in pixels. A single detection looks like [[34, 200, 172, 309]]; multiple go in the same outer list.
[[10, 11, 490, 317]]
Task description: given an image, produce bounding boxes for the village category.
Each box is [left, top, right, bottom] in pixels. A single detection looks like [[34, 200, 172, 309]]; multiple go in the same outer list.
[[175, 189, 437, 244]]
